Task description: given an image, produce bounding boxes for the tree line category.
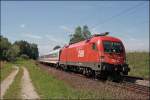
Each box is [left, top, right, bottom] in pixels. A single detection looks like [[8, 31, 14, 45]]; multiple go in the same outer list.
[[0, 35, 39, 61]]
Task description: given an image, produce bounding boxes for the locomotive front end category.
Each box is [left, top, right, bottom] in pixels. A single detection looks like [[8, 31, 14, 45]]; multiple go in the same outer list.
[[96, 36, 130, 80], [101, 40, 130, 75]]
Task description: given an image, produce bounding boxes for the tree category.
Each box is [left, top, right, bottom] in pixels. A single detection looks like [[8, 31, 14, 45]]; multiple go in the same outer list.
[[0, 35, 11, 60], [0, 35, 39, 61], [53, 45, 61, 50], [14, 40, 30, 56], [29, 43, 39, 59], [6, 44, 20, 61], [14, 41, 39, 59], [69, 26, 85, 44], [82, 25, 91, 39], [69, 25, 92, 44]]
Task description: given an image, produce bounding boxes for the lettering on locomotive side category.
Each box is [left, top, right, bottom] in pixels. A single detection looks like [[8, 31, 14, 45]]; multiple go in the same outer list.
[[78, 49, 84, 57]]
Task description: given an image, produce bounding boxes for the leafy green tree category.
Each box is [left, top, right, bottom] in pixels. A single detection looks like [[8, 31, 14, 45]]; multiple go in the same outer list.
[[69, 25, 92, 44], [14, 41, 39, 59], [82, 25, 91, 39], [30, 43, 39, 59], [0, 35, 11, 60], [6, 44, 20, 61], [0, 35, 39, 61], [69, 26, 85, 44], [14, 40, 30, 56]]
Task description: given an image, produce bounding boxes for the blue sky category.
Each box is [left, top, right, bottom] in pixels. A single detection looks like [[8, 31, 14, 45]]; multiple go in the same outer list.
[[1, 1, 149, 55]]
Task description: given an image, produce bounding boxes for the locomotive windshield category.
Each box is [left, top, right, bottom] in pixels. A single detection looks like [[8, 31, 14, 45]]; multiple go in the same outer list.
[[103, 41, 123, 53]]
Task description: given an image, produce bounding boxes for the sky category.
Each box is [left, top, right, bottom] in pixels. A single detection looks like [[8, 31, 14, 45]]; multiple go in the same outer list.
[[1, 1, 149, 55]]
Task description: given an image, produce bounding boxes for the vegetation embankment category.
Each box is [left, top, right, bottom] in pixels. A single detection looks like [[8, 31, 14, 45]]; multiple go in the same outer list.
[[3, 67, 23, 99], [14, 59, 113, 99], [127, 52, 149, 79], [0, 35, 39, 62], [0, 62, 14, 82]]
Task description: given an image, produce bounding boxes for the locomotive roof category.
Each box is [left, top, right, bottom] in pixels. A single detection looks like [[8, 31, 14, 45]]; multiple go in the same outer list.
[[97, 36, 121, 41], [68, 36, 122, 48]]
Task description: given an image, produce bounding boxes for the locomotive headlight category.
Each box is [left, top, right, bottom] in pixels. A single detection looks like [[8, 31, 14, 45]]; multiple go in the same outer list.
[[100, 56, 105, 62]]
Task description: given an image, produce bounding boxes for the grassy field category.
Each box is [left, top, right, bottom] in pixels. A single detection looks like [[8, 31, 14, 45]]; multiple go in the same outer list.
[[0, 61, 14, 82], [127, 52, 149, 79], [14, 59, 113, 99], [3, 67, 23, 99]]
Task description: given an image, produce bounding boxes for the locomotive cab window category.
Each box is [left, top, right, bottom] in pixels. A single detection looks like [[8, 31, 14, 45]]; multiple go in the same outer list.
[[92, 43, 97, 51], [103, 41, 123, 53]]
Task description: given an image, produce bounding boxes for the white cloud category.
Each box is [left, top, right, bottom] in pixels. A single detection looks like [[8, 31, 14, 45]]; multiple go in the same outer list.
[[36, 34, 67, 55], [44, 34, 66, 44], [91, 28, 99, 34], [45, 34, 58, 43], [24, 33, 42, 39], [20, 24, 25, 28], [60, 25, 73, 33]]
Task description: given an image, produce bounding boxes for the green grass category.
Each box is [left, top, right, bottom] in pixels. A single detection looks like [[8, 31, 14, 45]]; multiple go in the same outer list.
[[15, 59, 80, 99], [127, 52, 149, 79], [0, 62, 14, 82], [3, 67, 23, 99], [14, 59, 114, 99]]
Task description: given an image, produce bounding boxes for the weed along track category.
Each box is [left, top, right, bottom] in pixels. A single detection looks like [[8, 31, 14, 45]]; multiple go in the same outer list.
[[0, 66, 19, 99], [38, 63, 149, 99]]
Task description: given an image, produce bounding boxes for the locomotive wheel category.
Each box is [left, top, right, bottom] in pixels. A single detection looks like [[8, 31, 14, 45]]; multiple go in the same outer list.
[[60, 64, 64, 70], [56, 63, 59, 69], [91, 70, 96, 79], [86, 68, 93, 77], [82, 68, 91, 77], [112, 72, 123, 82], [83, 67, 86, 75], [99, 71, 107, 80], [63, 65, 68, 71], [88, 69, 94, 77]]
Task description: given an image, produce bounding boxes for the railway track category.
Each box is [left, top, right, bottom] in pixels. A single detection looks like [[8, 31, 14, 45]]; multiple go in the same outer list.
[[38, 62, 150, 96], [123, 75, 144, 83], [121, 76, 149, 96], [123, 82, 149, 96], [106, 81, 150, 96]]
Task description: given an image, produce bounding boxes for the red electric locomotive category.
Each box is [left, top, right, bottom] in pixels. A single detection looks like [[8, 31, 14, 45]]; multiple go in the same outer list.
[[59, 33, 130, 81]]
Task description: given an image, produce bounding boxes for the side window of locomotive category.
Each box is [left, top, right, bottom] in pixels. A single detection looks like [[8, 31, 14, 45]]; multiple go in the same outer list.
[[92, 43, 98, 51], [103, 41, 111, 53]]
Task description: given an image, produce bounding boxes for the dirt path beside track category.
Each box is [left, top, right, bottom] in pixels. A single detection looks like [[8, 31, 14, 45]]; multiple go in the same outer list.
[[0, 66, 19, 99], [21, 67, 39, 99]]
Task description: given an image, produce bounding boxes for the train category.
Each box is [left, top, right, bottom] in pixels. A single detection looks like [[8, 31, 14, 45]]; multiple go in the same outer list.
[[39, 32, 130, 81]]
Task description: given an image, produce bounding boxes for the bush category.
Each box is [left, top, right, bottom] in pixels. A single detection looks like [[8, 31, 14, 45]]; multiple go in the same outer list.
[[20, 54, 29, 60], [6, 45, 20, 61]]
